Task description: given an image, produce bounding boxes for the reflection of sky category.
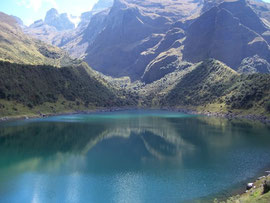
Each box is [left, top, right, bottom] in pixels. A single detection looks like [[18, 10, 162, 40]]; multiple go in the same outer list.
[[1, 112, 270, 202], [113, 172, 144, 203]]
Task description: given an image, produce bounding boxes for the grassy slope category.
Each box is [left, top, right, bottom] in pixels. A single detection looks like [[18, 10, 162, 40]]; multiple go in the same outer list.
[[0, 61, 130, 118], [218, 176, 270, 203], [164, 59, 239, 105], [162, 59, 270, 118], [0, 12, 136, 119], [0, 12, 74, 67]]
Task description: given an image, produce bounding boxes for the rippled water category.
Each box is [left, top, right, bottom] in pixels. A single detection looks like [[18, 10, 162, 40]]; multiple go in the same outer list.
[[0, 110, 270, 203]]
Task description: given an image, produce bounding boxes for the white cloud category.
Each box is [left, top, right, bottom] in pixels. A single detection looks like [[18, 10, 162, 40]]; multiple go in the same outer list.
[[30, 0, 42, 12], [17, 0, 58, 12], [68, 14, 80, 28]]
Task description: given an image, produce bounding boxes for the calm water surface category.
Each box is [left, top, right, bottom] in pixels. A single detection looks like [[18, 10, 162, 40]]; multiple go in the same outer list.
[[0, 110, 270, 203]]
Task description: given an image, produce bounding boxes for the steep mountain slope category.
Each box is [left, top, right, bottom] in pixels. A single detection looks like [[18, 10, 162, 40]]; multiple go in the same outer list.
[[84, 0, 204, 79], [0, 12, 132, 118], [24, 0, 114, 52], [0, 12, 73, 66], [24, 9, 75, 47], [92, 0, 114, 13], [84, 0, 270, 81], [24, 19, 63, 46], [63, 9, 110, 59], [110, 58, 270, 117], [11, 15, 24, 27], [162, 59, 270, 116], [44, 8, 75, 31], [23, 8, 77, 48], [164, 59, 239, 106], [183, 0, 270, 71], [248, 0, 270, 24], [21, 0, 270, 84], [0, 61, 121, 114], [140, 27, 186, 83], [237, 55, 270, 73], [220, 0, 267, 34]]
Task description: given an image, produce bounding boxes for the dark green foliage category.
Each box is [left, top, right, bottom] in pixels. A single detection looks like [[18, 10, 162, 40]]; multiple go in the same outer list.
[[266, 101, 270, 112], [225, 74, 270, 109], [163, 59, 237, 106], [163, 59, 270, 111], [263, 181, 270, 194], [0, 88, 5, 99], [38, 47, 61, 59], [0, 61, 125, 108]]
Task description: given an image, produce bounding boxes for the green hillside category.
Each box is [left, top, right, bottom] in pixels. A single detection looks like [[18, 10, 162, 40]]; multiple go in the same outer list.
[[163, 59, 239, 106], [162, 59, 270, 117], [0, 12, 73, 67], [0, 61, 131, 118], [0, 12, 137, 119]]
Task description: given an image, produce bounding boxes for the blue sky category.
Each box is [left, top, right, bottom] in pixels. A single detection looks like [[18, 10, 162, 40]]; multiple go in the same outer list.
[[1, 0, 270, 26], [0, 0, 99, 25]]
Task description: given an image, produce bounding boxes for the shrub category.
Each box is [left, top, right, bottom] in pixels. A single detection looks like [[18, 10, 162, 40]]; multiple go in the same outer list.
[[266, 101, 270, 112], [0, 89, 6, 99], [263, 180, 270, 194]]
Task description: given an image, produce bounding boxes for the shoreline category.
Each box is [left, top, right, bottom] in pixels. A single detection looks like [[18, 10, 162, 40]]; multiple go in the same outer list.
[[218, 170, 270, 202], [1, 107, 270, 124], [0, 107, 270, 202], [162, 107, 270, 124], [209, 165, 270, 202], [0, 106, 141, 123]]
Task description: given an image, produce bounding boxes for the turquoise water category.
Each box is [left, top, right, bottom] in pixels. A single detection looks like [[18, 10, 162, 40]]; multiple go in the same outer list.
[[0, 110, 270, 203]]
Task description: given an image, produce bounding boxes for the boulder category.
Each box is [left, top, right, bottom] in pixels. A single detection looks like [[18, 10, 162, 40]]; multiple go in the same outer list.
[[263, 180, 270, 194], [246, 183, 253, 190]]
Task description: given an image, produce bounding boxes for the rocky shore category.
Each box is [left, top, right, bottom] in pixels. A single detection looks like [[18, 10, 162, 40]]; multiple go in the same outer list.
[[200, 111, 270, 124], [0, 107, 139, 123], [1, 107, 270, 124], [219, 171, 270, 203], [160, 107, 270, 124]]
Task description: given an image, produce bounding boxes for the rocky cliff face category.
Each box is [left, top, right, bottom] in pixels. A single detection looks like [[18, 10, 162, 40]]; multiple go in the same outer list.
[[24, 8, 76, 48], [22, 0, 270, 84], [237, 55, 270, 73], [84, 0, 270, 81], [84, 0, 204, 79], [44, 8, 75, 31], [23, 0, 114, 57], [183, 0, 270, 71], [62, 9, 110, 59], [92, 0, 114, 13]]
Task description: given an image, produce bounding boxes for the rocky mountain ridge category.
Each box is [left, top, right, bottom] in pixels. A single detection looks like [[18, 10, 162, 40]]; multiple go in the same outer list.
[[23, 0, 114, 49], [80, 0, 270, 82], [22, 0, 270, 83], [1, 0, 270, 120], [44, 8, 75, 31], [182, 0, 270, 72]]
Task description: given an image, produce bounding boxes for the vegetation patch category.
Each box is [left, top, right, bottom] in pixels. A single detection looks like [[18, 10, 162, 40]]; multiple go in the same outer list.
[[0, 61, 133, 117]]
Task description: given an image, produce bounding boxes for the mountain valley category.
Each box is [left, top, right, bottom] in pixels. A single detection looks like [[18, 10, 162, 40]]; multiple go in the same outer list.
[[1, 0, 270, 122], [1, 0, 270, 202]]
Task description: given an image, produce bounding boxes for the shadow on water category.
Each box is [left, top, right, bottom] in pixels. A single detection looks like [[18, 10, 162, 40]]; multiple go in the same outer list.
[[0, 111, 270, 202]]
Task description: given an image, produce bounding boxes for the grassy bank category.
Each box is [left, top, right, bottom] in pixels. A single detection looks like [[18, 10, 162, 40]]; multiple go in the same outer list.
[[217, 175, 270, 203]]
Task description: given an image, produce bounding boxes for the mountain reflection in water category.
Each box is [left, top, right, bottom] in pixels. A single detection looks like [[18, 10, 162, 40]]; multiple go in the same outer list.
[[0, 111, 270, 203]]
